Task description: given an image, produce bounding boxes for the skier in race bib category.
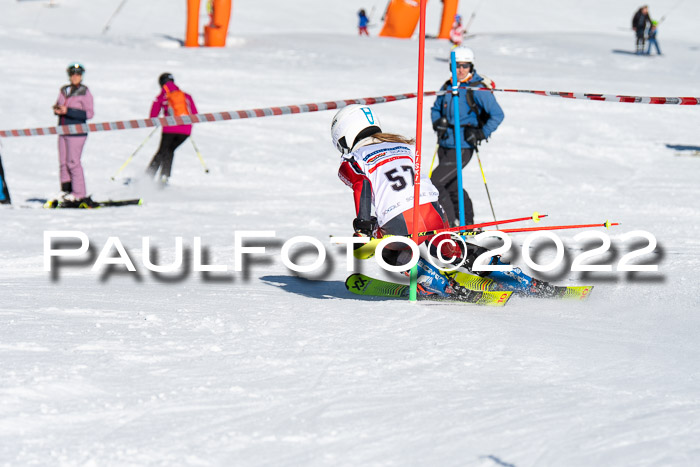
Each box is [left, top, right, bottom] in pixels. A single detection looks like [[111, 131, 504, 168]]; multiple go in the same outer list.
[[53, 63, 96, 208], [146, 73, 198, 185], [332, 105, 558, 299]]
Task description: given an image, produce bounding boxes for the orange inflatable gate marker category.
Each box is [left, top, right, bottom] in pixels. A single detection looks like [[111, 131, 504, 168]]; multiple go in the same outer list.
[[205, 0, 232, 47], [186, 0, 233, 47], [379, 0, 459, 39], [379, 0, 420, 38], [438, 0, 459, 39]]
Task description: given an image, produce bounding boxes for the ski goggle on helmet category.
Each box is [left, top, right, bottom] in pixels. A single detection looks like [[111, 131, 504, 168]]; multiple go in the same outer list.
[[66, 63, 85, 76], [331, 105, 382, 154]]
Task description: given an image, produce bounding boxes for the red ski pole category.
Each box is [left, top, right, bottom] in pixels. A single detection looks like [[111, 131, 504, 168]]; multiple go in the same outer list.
[[483, 221, 619, 234], [416, 212, 545, 239]]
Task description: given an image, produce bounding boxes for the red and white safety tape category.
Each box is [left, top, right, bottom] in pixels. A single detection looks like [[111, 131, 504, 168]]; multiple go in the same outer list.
[[0, 92, 426, 138], [1, 88, 698, 138], [485, 88, 700, 105]]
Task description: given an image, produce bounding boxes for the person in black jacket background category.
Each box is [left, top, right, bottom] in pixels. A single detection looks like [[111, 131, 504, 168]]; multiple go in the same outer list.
[[632, 5, 652, 54]]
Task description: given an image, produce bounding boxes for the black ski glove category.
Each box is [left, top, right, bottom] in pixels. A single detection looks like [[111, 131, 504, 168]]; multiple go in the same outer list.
[[432, 117, 449, 140], [464, 127, 486, 147], [353, 216, 378, 237]]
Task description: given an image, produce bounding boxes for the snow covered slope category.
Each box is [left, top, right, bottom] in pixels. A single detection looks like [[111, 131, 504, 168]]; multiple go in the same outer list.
[[1, 0, 700, 465]]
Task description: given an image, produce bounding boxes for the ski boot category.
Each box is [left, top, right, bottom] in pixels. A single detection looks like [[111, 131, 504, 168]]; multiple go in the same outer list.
[[77, 196, 99, 209], [57, 193, 81, 208], [414, 257, 452, 298], [483, 258, 557, 298], [414, 257, 481, 301]]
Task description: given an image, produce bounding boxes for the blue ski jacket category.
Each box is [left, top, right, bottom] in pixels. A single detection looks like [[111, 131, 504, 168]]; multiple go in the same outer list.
[[430, 71, 504, 149], [358, 13, 369, 28]]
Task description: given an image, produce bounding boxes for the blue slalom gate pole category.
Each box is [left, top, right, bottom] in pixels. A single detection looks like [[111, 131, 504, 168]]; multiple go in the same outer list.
[[450, 50, 466, 226]]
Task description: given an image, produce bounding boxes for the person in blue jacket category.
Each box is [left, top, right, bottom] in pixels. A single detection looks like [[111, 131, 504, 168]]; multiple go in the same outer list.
[[0, 152, 11, 205], [430, 46, 504, 227], [646, 21, 662, 55], [358, 9, 369, 36]]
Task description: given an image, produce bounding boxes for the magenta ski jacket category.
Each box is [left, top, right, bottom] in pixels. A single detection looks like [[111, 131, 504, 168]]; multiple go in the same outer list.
[[149, 81, 198, 135]]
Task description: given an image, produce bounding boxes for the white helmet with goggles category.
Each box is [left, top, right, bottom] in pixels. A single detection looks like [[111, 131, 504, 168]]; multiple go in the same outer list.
[[331, 105, 382, 154], [453, 46, 475, 64]]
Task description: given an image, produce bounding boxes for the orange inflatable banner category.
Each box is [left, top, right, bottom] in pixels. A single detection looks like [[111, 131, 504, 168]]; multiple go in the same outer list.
[[186, 0, 233, 47], [379, 0, 459, 39]]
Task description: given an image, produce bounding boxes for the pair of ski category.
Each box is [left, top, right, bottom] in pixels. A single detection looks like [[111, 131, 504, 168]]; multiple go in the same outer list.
[[345, 272, 593, 307], [345, 212, 595, 306], [37, 198, 142, 209]]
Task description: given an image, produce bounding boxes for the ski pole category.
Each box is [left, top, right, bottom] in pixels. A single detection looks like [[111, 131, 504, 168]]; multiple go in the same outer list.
[[333, 212, 543, 242], [190, 137, 210, 173], [419, 212, 542, 237], [110, 126, 158, 180], [428, 143, 439, 177], [329, 212, 544, 242], [474, 146, 499, 228], [344, 213, 545, 261], [102, 0, 129, 34], [659, 0, 686, 23], [368, 5, 376, 24], [464, 1, 482, 36], [475, 221, 619, 235]]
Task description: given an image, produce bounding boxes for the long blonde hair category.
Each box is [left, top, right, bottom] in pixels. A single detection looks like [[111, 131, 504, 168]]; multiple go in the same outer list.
[[370, 132, 415, 146]]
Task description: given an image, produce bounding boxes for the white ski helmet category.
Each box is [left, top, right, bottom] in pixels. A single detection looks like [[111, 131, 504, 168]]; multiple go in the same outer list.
[[453, 46, 475, 64], [331, 104, 382, 154]]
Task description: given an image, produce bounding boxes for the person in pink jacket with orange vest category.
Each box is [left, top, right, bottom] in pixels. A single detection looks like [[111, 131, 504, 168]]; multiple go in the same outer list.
[[146, 73, 198, 184], [53, 63, 94, 206]]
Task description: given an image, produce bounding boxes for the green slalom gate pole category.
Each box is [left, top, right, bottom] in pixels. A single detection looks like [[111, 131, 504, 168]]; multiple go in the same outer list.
[[409, 0, 428, 303]]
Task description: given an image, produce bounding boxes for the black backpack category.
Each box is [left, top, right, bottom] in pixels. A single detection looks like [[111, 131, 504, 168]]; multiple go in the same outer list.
[[442, 78, 492, 129], [466, 87, 490, 129]]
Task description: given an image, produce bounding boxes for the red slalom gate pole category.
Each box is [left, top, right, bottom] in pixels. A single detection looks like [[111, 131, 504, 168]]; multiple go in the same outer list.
[[483, 221, 619, 234], [409, 0, 428, 303]]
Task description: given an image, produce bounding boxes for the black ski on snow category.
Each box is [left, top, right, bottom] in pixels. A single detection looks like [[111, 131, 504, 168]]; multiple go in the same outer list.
[[45, 198, 143, 209], [25, 198, 143, 209]]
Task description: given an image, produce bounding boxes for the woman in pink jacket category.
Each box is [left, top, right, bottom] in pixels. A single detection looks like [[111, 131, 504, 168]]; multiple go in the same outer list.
[[146, 73, 198, 184], [53, 63, 94, 206]]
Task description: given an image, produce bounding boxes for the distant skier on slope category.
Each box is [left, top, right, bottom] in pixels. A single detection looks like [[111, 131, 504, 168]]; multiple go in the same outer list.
[[632, 5, 652, 54], [449, 14, 465, 46], [332, 104, 558, 299], [431, 46, 504, 227], [358, 9, 370, 36], [146, 73, 198, 185], [53, 63, 97, 208], [646, 20, 662, 55]]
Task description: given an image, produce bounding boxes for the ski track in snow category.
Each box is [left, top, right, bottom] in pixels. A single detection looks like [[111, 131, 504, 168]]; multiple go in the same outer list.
[[1, 0, 700, 465]]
